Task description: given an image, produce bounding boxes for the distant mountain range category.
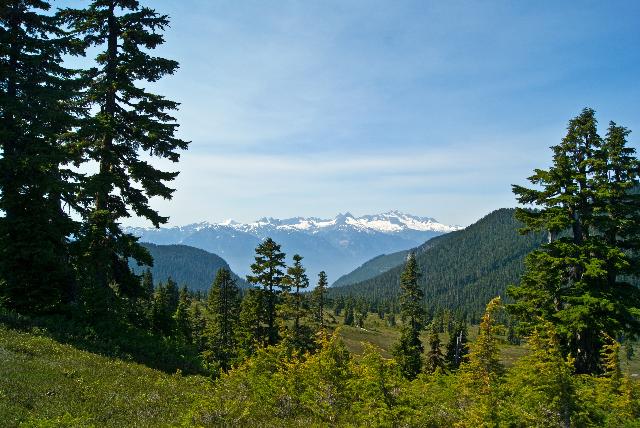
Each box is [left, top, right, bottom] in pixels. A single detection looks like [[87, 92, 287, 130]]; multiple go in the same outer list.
[[126, 211, 460, 284], [328, 208, 547, 318]]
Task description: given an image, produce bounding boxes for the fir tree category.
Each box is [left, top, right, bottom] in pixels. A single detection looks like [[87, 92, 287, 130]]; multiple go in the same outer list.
[[392, 253, 425, 380], [0, 0, 83, 313], [151, 281, 172, 335], [312, 271, 328, 329], [189, 302, 206, 351], [247, 238, 286, 345], [445, 320, 469, 370], [601, 335, 623, 392], [502, 323, 574, 427], [509, 108, 640, 374], [460, 297, 505, 424], [237, 288, 263, 357], [173, 286, 191, 341], [343, 301, 354, 326], [141, 268, 154, 301], [425, 325, 446, 374], [165, 277, 179, 314], [287, 254, 309, 331], [205, 268, 241, 371], [61, 0, 189, 304]]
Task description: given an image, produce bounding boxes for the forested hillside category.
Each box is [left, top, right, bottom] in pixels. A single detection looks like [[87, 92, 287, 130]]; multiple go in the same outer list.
[[329, 208, 547, 317], [130, 243, 247, 291], [331, 249, 410, 287]]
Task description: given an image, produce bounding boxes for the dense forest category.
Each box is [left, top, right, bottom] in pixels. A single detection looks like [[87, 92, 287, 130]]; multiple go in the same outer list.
[[331, 248, 411, 287], [1, 1, 639, 426], [329, 208, 548, 320], [130, 243, 248, 291]]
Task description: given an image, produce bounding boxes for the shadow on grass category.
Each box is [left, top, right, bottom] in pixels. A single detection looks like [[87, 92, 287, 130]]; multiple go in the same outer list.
[[0, 308, 206, 376]]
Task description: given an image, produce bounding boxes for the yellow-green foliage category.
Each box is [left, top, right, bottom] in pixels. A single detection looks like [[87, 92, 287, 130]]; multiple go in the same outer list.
[[3, 315, 639, 427]]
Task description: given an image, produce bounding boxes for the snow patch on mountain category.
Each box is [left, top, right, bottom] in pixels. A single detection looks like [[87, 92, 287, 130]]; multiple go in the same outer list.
[[184, 211, 460, 235]]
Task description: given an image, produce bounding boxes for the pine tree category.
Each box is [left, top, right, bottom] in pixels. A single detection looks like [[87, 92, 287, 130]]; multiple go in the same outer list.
[[0, 0, 83, 313], [61, 0, 189, 304], [392, 253, 426, 380], [312, 271, 328, 329], [247, 238, 286, 345], [508, 108, 640, 374], [205, 268, 241, 371]]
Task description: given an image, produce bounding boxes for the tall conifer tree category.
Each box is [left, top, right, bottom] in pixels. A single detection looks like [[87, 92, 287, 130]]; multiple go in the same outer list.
[[247, 238, 286, 345], [392, 253, 426, 379], [287, 254, 309, 331], [61, 0, 188, 303], [312, 271, 328, 329], [206, 268, 240, 371], [0, 0, 82, 313], [509, 108, 640, 374]]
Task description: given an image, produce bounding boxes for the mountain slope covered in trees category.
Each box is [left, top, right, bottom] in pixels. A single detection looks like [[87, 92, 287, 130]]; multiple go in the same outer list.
[[331, 249, 410, 287], [329, 208, 547, 318], [130, 243, 247, 291]]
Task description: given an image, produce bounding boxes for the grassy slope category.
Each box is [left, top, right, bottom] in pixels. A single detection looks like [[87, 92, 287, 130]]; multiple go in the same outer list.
[[3, 314, 638, 426], [0, 325, 209, 427]]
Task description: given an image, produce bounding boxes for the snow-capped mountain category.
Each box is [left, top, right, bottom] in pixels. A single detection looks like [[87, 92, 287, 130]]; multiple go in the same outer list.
[[126, 212, 460, 286]]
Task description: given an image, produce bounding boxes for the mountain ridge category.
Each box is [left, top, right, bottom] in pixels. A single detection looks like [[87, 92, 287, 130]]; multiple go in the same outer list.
[[126, 211, 459, 283], [328, 208, 547, 318]]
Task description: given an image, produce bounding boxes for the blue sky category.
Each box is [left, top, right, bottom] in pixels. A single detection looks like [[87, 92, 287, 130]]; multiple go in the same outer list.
[[80, 1, 640, 227]]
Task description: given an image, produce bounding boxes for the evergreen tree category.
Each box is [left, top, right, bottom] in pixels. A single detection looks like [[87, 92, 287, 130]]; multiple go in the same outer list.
[[287, 254, 309, 331], [141, 268, 154, 301], [392, 253, 426, 380], [386, 312, 396, 327], [601, 335, 623, 391], [501, 323, 574, 427], [445, 320, 469, 370], [151, 281, 172, 335], [312, 271, 328, 329], [165, 277, 179, 314], [173, 285, 191, 341], [61, 0, 189, 304], [0, 0, 82, 313], [343, 301, 354, 326], [247, 238, 286, 345], [205, 268, 241, 371], [189, 302, 206, 351], [425, 325, 446, 374], [459, 297, 504, 424], [509, 108, 640, 374], [237, 288, 263, 357]]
